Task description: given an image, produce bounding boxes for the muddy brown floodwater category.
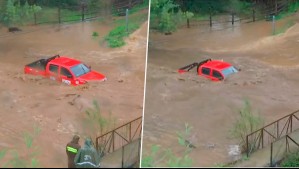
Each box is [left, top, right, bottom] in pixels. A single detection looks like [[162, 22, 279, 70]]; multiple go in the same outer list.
[[0, 18, 148, 167], [142, 13, 299, 167]]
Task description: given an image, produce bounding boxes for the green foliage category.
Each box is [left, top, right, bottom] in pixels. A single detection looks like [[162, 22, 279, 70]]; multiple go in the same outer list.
[[92, 31, 99, 37], [230, 100, 264, 153], [105, 23, 139, 48], [177, 123, 192, 147], [0, 125, 41, 168], [84, 100, 117, 136], [141, 124, 193, 167], [226, 0, 252, 15], [273, 20, 295, 35], [276, 1, 299, 20], [2, 0, 42, 27], [105, 2, 147, 48], [214, 163, 226, 167], [150, 0, 182, 34], [0, 149, 7, 161], [280, 151, 299, 167]]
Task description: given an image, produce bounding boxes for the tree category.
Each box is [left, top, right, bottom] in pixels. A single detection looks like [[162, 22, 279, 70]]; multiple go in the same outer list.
[[151, 0, 182, 34], [2, 0, 41, 27]]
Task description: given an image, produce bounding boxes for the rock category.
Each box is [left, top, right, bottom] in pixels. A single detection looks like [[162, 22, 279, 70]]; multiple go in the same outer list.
[[228, 145, 241, 161]]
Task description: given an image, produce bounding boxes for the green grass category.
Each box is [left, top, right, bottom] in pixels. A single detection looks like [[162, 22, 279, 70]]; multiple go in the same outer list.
[[104, 24, 139, 48], [273, 20, 295, 35], [0, 125, 41, 168], [105, 7, 148, 48], [280, 151, 299, 167], [276, 1, 299, 20]]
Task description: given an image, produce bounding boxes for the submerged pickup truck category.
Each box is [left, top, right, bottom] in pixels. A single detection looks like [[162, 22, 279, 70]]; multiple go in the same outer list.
[[178, 59, 239, 81], [24, 55, 107, 85]]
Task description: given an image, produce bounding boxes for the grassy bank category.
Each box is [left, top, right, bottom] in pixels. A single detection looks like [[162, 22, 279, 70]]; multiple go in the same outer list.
[[104, 2, 148, 48]]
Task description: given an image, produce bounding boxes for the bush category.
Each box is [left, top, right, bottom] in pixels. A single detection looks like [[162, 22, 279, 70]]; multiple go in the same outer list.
[[0, 125, 41, 168], [280, 151, 299, 167], [230, 100, 264, 153], [141, 123, 193, 167]]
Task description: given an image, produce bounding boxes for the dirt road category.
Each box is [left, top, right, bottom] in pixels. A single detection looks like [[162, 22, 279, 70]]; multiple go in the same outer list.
[[142, 13, 299, 167], [0, 18, 148, 167]]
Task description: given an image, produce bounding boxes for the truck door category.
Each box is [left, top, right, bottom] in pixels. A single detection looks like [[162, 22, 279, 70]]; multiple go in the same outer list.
[[48, 64, 59, 82], [211, 70, 224, 81], [201, 67, 211, 79], [59, 67, 74, 85]]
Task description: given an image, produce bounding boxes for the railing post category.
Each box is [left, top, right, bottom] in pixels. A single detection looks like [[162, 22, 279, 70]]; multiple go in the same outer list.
[[246, 135, 249, 157], [261, 129, 264, 148], [129, 122, 132, 142], [96, 138, 98, 151], [277, 121, 279, 139], [270, 142, 273, 167], [286, 135, 289, 153], [290, 115, 293, 132], [112, 130, 115, 152], [121, 146, 125, 168]]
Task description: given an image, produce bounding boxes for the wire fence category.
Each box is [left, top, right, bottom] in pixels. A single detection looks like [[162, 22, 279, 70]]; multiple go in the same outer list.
[[181, 0, 294, 29], [0, 0, 148, 39]]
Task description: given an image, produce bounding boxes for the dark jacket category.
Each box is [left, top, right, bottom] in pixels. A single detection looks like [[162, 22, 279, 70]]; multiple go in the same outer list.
[[66, 135, 81, 168], [74, 138, 100, 168]]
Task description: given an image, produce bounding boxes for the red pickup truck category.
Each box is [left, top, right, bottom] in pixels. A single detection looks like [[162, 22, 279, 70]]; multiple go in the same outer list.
[[24, 55, 107, 85], [178, 59, 239, 81]]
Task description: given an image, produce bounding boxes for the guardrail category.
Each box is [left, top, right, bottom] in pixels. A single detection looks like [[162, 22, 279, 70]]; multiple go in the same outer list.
[[96, 116, 142, 157], [246, 110, 299, 157]]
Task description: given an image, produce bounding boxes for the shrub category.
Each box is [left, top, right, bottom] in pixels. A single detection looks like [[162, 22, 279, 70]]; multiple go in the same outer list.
[[230, 100, 264, 153], [141, 123, 193, 167], [280, 151, 299, 167]]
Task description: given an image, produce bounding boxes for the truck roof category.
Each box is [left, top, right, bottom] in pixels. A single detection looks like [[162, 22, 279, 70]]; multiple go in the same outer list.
[[49, 56, 81, 68], [202, 60, 232, 71]]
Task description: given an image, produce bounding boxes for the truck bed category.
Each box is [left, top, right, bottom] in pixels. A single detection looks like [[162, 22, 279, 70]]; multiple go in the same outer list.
[[24, 59, 47, 76]]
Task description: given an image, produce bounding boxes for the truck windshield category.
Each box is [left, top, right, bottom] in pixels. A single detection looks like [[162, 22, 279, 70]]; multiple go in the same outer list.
[[70, 63, 91, 77], [221, 66, 238, 78]]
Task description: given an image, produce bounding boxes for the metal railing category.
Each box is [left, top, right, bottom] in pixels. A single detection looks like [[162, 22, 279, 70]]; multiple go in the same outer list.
[[270, 134, 299, 166], [96, 116, 142, 157], [246, 110, 299, 157]]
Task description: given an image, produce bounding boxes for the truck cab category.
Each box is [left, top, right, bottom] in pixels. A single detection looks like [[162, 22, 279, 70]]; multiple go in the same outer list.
[[24, 55, 106, 86], [198, 60, 238, 81]]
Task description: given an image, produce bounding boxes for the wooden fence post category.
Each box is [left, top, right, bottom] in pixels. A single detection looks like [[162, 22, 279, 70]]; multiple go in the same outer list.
[[232, 12, 235, 25], [82, 5, 85, 21], [58, 6, 61, 24], [34, 13, 37, 25], [209, 8, 212, 27], [252, 9, 255, 22]]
